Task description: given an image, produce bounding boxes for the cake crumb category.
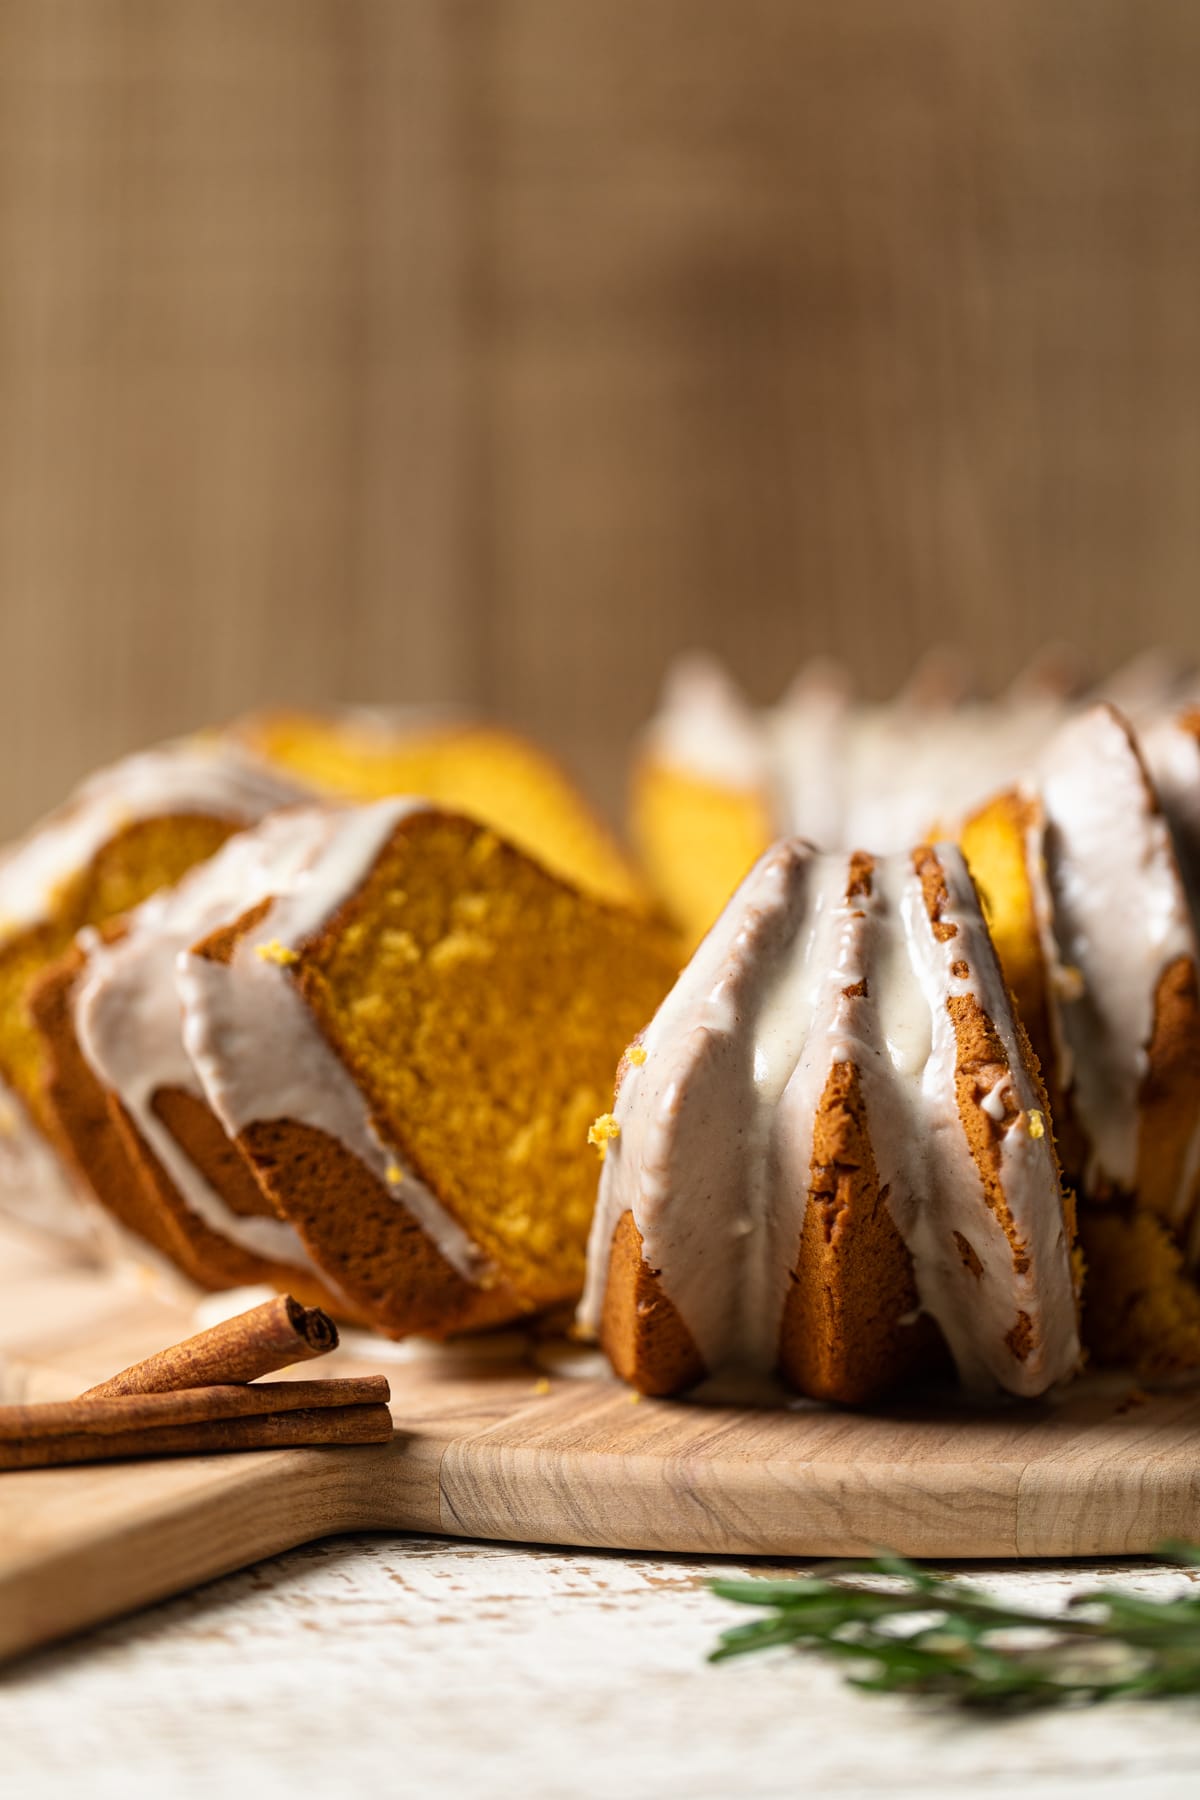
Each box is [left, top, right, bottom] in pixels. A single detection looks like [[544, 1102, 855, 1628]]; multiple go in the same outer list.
[[380, 927, 421, 963], [1027, 1109, 1046, 1140], [626, 1043, 648, 1067], [351, 991, 387, 1023], [588, 1112, 621, 1160], [255, 939, 299, 967], [531, 1377, 551, 1396], [627, 1390, 642, 1404], [429, 929, 495, 971], [453, 892, 489, 924], [384, 1162, 404, 1185]]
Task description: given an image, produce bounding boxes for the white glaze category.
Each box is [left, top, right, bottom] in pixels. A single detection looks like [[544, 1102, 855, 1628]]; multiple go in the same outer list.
[[75, 809, 341, 1273], [644, 649, 1197, 859], [643, 652, 771, 792], [646, 652, 1075, 853], [0, 737, 308, 941], [178, 798, 495, 1287], [580, 841, 1080, 1397], [1028, 705, 1197, 1202], [0, 736, 310, 1244]]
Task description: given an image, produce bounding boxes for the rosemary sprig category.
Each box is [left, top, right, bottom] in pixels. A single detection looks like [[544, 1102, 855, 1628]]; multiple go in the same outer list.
[[709, 1544, 1200, 1710]]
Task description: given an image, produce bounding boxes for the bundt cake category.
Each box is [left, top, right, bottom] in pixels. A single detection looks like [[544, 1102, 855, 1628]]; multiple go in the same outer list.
[[8, 666, 1200, 1409], [0, 739, 306, 1244], [961, 703, 1200, 1377], [578, 838, 1082, 1403], [35, 808, 353, 1310], [633, 650, 1198, 946], [236, 707, 649, 913], [176, 800, 678, 1338]]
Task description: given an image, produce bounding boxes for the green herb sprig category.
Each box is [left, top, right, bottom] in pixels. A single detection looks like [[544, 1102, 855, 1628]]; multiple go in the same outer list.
[[709, 1545, 1200, 1710]]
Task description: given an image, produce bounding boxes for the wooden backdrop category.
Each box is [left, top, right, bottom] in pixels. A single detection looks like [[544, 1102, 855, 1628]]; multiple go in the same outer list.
[[1, 1, 1199, 836]]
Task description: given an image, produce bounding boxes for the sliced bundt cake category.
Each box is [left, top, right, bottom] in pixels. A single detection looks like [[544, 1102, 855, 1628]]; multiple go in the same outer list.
[[177, 801, 678, 1338], [579, 838, 1081, 1404]]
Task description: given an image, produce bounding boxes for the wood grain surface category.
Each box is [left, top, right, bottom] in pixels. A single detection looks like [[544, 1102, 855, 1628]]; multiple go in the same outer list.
[[2, 1222, 1200, 1663], [1, 3, 1199, 836]]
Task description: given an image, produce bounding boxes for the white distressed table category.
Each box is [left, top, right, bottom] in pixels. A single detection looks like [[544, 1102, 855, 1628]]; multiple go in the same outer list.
[[4, 1536, 1200, 1795]]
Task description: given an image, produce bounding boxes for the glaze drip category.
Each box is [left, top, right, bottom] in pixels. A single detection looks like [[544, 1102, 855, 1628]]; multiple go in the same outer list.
[[1026, 706, 1197, 1201], [580, 840, 1080, 1397], [75, 808, 340, 1273], [178, 798, 496, 1286]]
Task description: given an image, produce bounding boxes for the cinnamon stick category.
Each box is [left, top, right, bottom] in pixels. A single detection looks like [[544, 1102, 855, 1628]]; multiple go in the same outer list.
[[0, 1376, 390, 1440], [82, 1295, 339, 1398], [0, 1404, 393, 1471]]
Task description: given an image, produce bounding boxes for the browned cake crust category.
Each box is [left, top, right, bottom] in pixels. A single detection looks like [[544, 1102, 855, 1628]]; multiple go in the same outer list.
[[191, 894, 529, 1335], [32, 941, 351, 1313], [600, 1209, 705, 1396], [240, 1116, 524, 1339], [109, 1086, 353, 1315], [29, 946, 187, 1267], [146, 1085, 282, 1222], [779, 1060, 945, 1405], [920, 844, 1078, 1357], [598, 843, 1076, 1404], [1135, 955, 1200, 1229]]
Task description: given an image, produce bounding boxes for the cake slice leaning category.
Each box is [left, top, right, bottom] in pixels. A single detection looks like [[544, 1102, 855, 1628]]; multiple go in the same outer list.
[[0, 739, 308, 1248], [34, 808, 356, 1311], [234, 706, 650, 915], [579, 839, 1081, 1404], [178, 801, 679, 1338]]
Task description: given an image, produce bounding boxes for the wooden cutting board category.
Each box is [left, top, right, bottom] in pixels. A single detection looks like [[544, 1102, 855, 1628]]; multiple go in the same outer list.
[[3, 1222, 1200, 1663]]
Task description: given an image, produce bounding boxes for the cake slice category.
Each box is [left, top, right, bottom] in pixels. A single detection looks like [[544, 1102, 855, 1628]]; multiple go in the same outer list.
[[579, 839, 1081, 1403], [33, 808, 353, 1310], [0, 739, 307, 1244], [235, 706, 649, 914], [178, 801, 679, 1338]]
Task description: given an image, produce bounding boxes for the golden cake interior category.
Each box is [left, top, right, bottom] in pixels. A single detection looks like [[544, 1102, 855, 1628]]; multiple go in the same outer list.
[[631, 759, 772, 949], [1078, 1208, 1200, 1377], [0, 814, 234, 1135], [958, 791, 1056, 1087], [291, 812, 679, 1310]]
